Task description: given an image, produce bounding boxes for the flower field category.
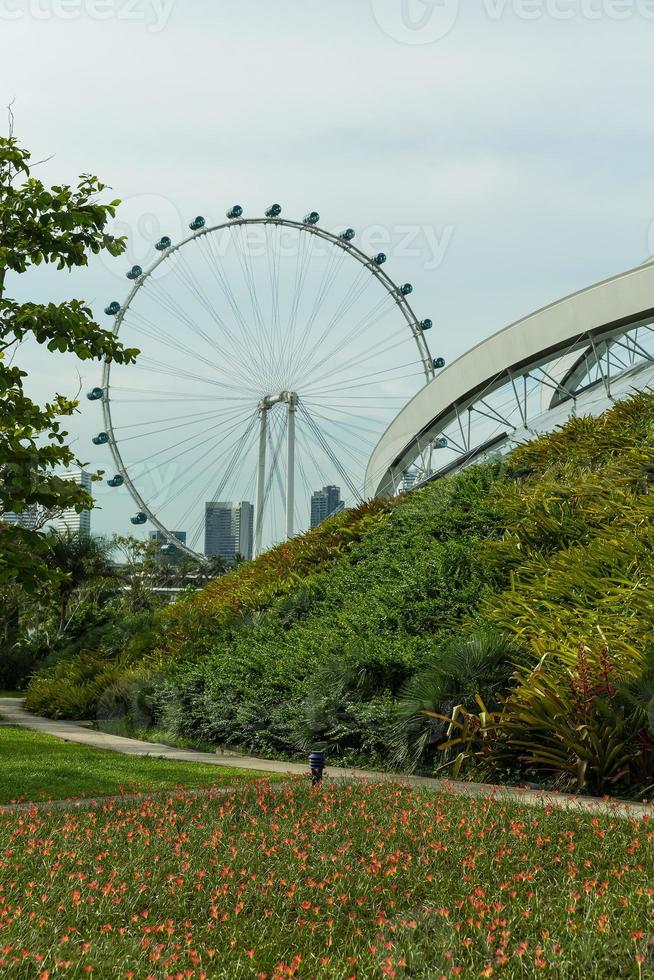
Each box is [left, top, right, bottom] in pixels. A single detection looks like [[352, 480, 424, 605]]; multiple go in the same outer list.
[[1, 781, 652, 978]]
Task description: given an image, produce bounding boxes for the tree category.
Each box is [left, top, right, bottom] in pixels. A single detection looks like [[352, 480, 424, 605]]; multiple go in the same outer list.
[[46, 530, 116, 633], [0, 129, 138, 591], [112, 535, 174, 612]]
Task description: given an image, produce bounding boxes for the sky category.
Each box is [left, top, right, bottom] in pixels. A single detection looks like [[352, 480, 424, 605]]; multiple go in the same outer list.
[[3, 0, 654, 549]]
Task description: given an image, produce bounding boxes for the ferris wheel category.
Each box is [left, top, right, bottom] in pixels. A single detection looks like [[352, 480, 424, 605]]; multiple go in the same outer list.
[[88, 205, 441, 561]]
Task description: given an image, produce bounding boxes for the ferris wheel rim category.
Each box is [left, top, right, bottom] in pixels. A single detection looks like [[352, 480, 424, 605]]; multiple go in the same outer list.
[[99, 213, 435, 562]]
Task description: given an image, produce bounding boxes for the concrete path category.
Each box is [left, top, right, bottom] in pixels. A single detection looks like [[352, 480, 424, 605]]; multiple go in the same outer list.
[[1, 698, 652, 819]]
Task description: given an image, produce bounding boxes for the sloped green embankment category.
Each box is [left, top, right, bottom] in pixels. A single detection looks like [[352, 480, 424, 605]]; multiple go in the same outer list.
[[26, 393, 654, 788]]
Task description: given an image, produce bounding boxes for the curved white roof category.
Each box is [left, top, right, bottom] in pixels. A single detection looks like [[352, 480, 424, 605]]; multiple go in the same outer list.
[[365, 260, 654, 497]]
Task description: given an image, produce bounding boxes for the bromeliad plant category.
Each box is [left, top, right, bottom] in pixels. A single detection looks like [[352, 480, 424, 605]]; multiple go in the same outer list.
[[432, 642, 654, 794], [488, 643, 654, 795]]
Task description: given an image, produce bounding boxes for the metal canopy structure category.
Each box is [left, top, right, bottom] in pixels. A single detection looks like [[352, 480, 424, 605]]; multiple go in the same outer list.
[[365, 260, 654, 498]]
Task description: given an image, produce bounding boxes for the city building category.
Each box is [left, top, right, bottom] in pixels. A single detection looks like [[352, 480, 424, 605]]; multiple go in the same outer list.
[[57, 469, 92, 538], [149, 530, 188, 565], [400, 469, 419, 493], [310, 485, 343, 529], [0, 507, 39, 531], [204, 501, 253, 562]]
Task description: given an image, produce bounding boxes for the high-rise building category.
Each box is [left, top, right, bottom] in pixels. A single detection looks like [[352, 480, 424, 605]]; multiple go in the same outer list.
[[400, 469, 419, 493], [0, 507, 39, 531], [310, 485, 343, 529], [204, 501, 253, 562], [149, 530, 187, 565], [57, 470, 92, 538]]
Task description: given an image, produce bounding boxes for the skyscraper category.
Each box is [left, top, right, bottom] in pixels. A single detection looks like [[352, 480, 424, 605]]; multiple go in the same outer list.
[[149, 530, 188, 565], [204, 501, 253, 562], [0, 507, 39, 531], [310, 485, 343, 529], [400, 469, 419, 493], [57, 470, 92, 538]]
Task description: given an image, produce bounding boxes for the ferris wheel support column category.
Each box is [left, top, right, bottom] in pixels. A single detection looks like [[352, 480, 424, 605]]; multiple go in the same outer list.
[[254, 406, 268, 559], [285, 393, 298, 541]]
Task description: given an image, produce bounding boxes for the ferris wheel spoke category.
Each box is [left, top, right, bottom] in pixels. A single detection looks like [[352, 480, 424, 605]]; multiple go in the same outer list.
[[123, 312, 255, 389], [291, 265, 376, 380], [128, 404, 256, 476], [298, 294, 401, 384], [134, 355, 263, 397], [114, 405, 251, 444], [174, 247, 268, 386], [299, 403, 362, 502], [130, 283, 265, 393], [109, 385, 252, 404], [193, 233, 263, 371], [141, 275, 214, 340], [172, 411, 260, 548], [272, 231, 313, 392], [177, 419, 257, 523], [186, 415, 261, 551], [305, 361, 423, 397], [233, 224, 271, 356], [296, 426, 332, 496], [303, 410, 372, 465], [197, 234, 268, 381], [301, 330, 410, 394], [141, 412, 260, 538], [301, 402, 387, 439], [286, 244, 348, 381]]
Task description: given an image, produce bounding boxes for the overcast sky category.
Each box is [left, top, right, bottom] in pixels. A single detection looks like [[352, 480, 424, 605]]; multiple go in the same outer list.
[[3, 0, 654, 541]]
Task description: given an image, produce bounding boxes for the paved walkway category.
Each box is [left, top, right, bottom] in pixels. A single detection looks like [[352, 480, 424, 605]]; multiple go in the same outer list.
[[1, 698, 651, 819]]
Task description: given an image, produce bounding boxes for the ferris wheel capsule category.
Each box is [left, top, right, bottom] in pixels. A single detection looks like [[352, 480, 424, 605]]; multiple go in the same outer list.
[[155, 236, 172, 251], [400, 283, 413, 296], [433, 356, 446, 369], [86, 387, 104, 401], [434, 436, 449, 448], [419, 319, 433, 331], [92, 432, 109, 446], [104, 301, 121, 316], [130, 512, 147, 526], [339, 228, 355, 241], [107, 474, 124, 488], [303, 212, 320, 225], [126, 265, 142, 280], [189, 216, 206, 230], [227, 205, 243, 219], [373, 253, 387, 266], [265, 204, 282, 218]]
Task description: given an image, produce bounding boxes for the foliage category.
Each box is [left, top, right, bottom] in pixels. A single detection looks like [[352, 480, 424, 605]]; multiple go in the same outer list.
[[0, 134, 138, 592], [0, 781, 653, 977], [485, 644, 654, 795], [46, 530, 116, 631], [390, 629, 522, 771], [24, 390, 654, 795]]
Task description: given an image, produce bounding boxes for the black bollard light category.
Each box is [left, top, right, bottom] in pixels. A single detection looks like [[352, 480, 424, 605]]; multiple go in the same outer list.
[[309, 750, 326, 786]]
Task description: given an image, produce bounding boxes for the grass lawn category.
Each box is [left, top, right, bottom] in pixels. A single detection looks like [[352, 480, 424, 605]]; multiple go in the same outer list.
[[0, 781, 652, 978], [0, 726, 277, 804]]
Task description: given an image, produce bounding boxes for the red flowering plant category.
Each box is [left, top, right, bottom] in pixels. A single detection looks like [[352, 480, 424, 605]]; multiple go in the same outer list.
[[486, 643, 654, 795], [1, 779, 653, 977]]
